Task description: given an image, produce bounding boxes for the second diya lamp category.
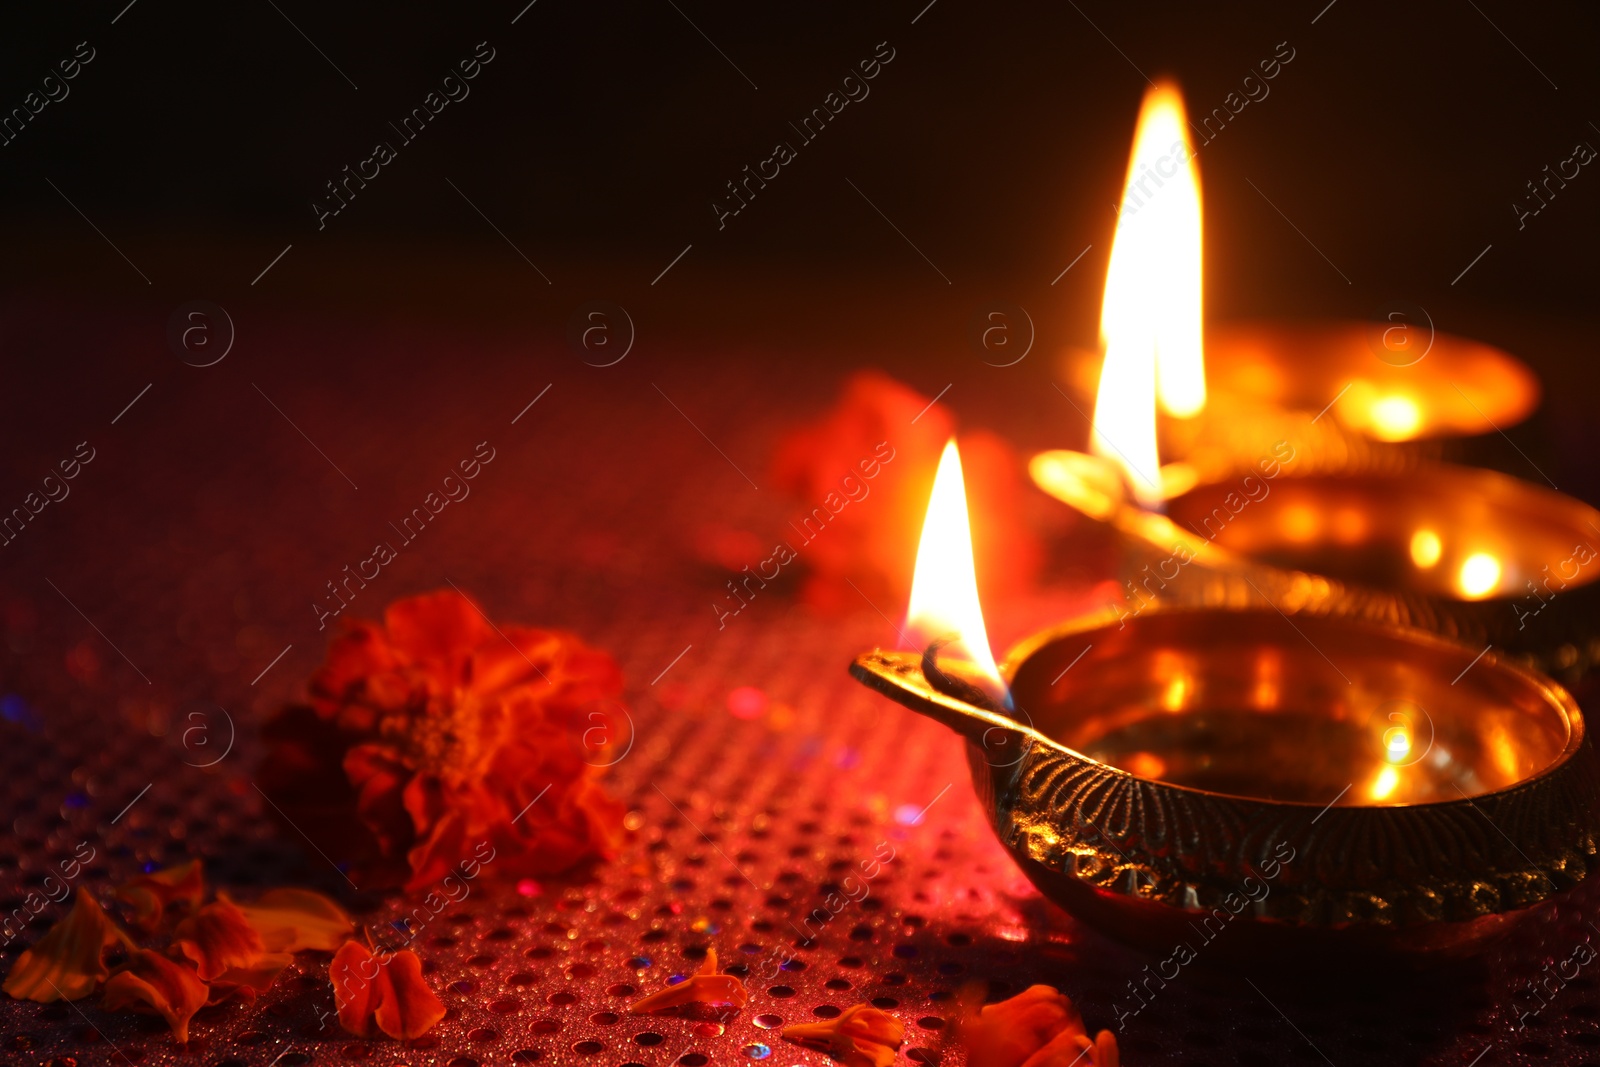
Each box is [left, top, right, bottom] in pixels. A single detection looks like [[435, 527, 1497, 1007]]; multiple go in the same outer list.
[[854, 441, 1600, 964]]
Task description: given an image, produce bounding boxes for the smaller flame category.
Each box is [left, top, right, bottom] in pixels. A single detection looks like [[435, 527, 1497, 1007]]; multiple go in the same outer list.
[[906, 439, 1003, 686]]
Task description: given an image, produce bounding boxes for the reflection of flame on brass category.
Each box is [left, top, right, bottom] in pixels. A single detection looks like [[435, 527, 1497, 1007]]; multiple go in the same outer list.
[[1160, 672, 1191, 712], [1458, 552, 1503, 599], [1368, 394, 1422, 440], [1124, 751, 1167, 779], [1385, 725, 1412, 763], [1340, 381, 1428, 442], [1410, 529, 1443, 569]]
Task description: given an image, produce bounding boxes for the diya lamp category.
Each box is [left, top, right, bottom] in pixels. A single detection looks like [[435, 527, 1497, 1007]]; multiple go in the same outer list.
[[1054, 81, 1542, 481], [852, 439, 1600, 963], [1036, 81, 1600, 683], [847, 81, 1600, 964]]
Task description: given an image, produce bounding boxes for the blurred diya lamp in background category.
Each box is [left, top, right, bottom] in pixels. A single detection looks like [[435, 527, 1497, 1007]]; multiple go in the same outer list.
[[852, 440, 1600, 963], [1055, 320, 1542, 477], [1056, 80, 1541, 483], [1031, 449, 1600, 684], [1199, 318, 1540, 447]]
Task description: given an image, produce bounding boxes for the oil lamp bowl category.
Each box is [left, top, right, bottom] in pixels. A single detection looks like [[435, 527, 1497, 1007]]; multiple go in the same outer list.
[[851, 608, 1600, 964], [1059, 321, 1540, 443], [1203, 320, 1540, 442]]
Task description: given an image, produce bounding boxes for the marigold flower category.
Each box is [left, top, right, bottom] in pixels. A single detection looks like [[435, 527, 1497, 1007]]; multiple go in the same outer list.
[[257, 590, 628, 892], [330, 939, 446, 1040], [171, 899, 264, 981], [224, 887, 354, 953], [630, 948, 748, 1014], [2, 891, 131, 1002], [782, 1002, 905, 1067], [115, 859, 206, 932], [961, 984, 1118, 1067], [101, 949, 210, 1044]]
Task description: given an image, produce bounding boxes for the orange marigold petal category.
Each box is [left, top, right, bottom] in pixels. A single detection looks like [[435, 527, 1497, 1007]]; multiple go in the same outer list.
[[371, 946, 447, 1040], [782, 1003, 904, 1067], [330, 940, 446, 1040], [1093, 1031, 1119, 1067], [2, 891, 130, 1002], [101, 949, 210, 1044], [207, 952, 294, 1006], [345, 744, 416, 860], [467, 629, 561, 695], [310, 620, 400, 719], [382, 591, 493, 675], [400, 776, 476, 895], [630, 948, 748, 1014], [171, 899, 264, 981], [226, 889, 354, 954], [115, 859, 206, 932], [569, 776, 628, 858], [962, 984, 1102, 1067], [331, 941, 381, 1038]]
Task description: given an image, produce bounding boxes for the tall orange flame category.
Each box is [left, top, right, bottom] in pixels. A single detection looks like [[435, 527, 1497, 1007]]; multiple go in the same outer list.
[[1091, 81, 1205, 507]]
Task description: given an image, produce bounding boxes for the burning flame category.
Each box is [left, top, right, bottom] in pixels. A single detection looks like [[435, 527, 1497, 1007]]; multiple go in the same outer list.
[[1092, 81, 1205, 507], [906, 439, 1003, 686]]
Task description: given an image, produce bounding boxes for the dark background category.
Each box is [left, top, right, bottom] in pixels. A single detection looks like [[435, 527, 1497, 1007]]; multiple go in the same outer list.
[[2, 0, 1599, 511], [2, 1, 1597, 310]]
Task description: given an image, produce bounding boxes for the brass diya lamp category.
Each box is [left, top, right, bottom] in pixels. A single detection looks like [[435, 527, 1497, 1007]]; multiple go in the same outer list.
[[852, 442, 1600, 963]]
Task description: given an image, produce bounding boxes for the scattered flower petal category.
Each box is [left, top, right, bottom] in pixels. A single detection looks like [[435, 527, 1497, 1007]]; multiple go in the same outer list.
[[171, 899, 264, 981], [782, 1002, 905, 1067], [2, 891, 131, 1002], [330, 939, 446, 1040], [115, 859, 206, 932], [961, 984, 1117, 1067], [225, 888, 354, 953], [207, 952, 294, 1006], [630, 948, 748, 1014], [101, 949, 209, 1044]]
